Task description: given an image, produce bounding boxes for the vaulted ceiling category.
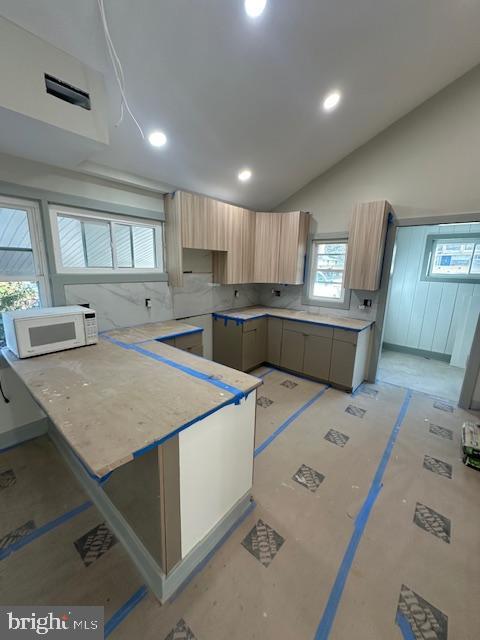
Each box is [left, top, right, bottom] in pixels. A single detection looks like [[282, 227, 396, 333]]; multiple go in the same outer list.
[[1, 0, 480, 209]]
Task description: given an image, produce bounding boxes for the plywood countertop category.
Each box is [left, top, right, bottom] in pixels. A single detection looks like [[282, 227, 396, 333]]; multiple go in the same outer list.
[[3, 332, 261, 479], [213, 306, 374, 332], [103, 320, 202, 344]]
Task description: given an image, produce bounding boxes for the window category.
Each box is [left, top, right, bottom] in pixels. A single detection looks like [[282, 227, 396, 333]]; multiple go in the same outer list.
[[304, 237, 350, 308], [423, 233, 480, 283], [0, 197, 50, 345], [50, 206, 164, 273]]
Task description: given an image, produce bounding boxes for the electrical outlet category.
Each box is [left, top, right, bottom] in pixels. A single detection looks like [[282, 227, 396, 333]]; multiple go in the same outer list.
[[234, 289, 239, 298], [145, 298, 152, 308], [273, 289, 281, 297], [363, 299, 372, 308]]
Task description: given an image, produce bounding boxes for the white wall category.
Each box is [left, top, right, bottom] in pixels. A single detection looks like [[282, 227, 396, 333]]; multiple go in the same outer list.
[[384, 223, 480, 356], [278, 64, 480, 231], [0, 152, 163, 213]]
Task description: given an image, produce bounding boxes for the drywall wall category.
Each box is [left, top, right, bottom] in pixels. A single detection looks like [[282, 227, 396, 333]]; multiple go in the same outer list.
[[0, 152, 164, 213], [0, 355, 46, 443], [278, 64, 480, 231], [384, 223, 480, 356]]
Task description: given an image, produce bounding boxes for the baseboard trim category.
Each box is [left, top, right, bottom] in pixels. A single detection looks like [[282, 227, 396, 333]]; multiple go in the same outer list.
[[382, 343, 451, 363], [0, 417, 49, 451], [49, 421, 254, 603]]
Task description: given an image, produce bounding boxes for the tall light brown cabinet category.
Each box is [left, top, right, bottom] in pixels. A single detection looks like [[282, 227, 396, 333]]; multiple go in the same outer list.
[[165, 190, 310, 287], [344, 200, 391, 291]]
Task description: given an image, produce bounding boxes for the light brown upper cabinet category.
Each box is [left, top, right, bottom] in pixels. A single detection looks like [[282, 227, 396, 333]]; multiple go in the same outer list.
[[253, 210, 310, 284], [253, 212, 282, 283], [277, 211, 310, 284], [344, 200, 392, 291], [181, 192, 228, 251], [165, 190, 310, 287]]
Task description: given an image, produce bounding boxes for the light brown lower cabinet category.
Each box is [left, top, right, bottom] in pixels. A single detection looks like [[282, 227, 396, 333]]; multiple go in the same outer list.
[[213, 315, 371, 390], [303, 334, 333, 381], [163, 332, 203, 356], [267, 317, 283, 365], [242, 318, 267, 371], [280, 329, 305, 372], [213, 316, 266, 372]]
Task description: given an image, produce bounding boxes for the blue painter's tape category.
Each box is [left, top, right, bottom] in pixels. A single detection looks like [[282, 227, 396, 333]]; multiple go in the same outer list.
[[129, 327, 204, 345], [212, 311, 368, 333], [212, 312, 247, 325], [0, 500, 92, 561], [170, 499, 256, 603], [130, 394, 246, 462], [103, 334, 245, 399], [104, 584, 148, 638], [254, 385, 330, 457], [129, 343, 245, 398], [314, 388, 412, 639], [395, 611, 416, 640]]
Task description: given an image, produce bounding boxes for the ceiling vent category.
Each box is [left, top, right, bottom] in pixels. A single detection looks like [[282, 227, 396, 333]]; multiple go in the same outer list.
[[0, 17, 109, 168], [45, 74, 91, 111]]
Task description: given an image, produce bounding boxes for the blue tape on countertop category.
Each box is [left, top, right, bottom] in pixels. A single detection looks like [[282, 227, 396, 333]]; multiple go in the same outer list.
[[314, 388, 412, 639], [131, 327, 204, 345], [99, 334, 253, 482], [103, 334, 245, 398], [104, 584, 148, 638], [212, 311, 367, 332]]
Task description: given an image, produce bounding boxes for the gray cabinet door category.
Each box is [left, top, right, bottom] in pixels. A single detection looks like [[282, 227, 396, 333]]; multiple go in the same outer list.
[[267, 317, 283, 365], [329, 339, 356, 389], [280, 329, 305, 372], [303, 335, 332, 381], [213, 318, 243, 370], [242, 318, 267, 371], [243, 329, 258, 371]]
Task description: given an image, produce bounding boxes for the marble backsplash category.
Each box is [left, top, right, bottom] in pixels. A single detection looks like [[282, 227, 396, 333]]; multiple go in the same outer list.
[[64, 275, 260, 332], [64, 277, 376, 334], [256, 284, 378, 322]]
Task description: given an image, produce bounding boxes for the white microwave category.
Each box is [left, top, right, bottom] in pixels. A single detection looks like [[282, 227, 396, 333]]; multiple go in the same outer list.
[[2, 305, 98, 358]]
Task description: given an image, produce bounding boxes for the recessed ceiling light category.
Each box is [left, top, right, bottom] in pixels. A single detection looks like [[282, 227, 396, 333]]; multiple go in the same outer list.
[[148, 130, 167, 147], [244, 0, 267, 18], [238, 168, 252, 182], [323, 91, 341, 112]]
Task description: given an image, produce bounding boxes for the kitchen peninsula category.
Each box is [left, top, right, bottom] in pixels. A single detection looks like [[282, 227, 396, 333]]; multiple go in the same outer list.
[[3, 320, 262, 602]]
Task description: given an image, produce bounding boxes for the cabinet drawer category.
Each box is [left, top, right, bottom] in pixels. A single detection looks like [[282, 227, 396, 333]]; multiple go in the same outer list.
[[175, 332, 203, 350], [283, 319, 333, 339], [333, 328, 358, 345], [242, 318, 265, 333]]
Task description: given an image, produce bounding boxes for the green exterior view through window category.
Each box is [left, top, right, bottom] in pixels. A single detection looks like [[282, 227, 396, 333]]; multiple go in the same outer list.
[[0, 200, 49, 346], [310, 240, 348, 301]]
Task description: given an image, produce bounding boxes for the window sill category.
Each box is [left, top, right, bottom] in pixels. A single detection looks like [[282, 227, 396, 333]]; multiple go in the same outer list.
[[301, 289, 352, 310]]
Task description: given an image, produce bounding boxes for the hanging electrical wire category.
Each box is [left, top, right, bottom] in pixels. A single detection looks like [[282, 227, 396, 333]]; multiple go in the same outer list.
[[97, 0, 145, 138]]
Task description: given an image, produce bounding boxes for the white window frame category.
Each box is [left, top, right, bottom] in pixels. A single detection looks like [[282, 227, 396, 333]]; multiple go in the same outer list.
[[49, 205, 165, 274], [302, 234, 351, 310], [0, 194, 51, 305], [422, 233, 480, 284]]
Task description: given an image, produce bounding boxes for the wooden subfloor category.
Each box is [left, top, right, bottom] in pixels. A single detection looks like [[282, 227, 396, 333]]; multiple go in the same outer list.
[[1, 366, 479, 639]]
